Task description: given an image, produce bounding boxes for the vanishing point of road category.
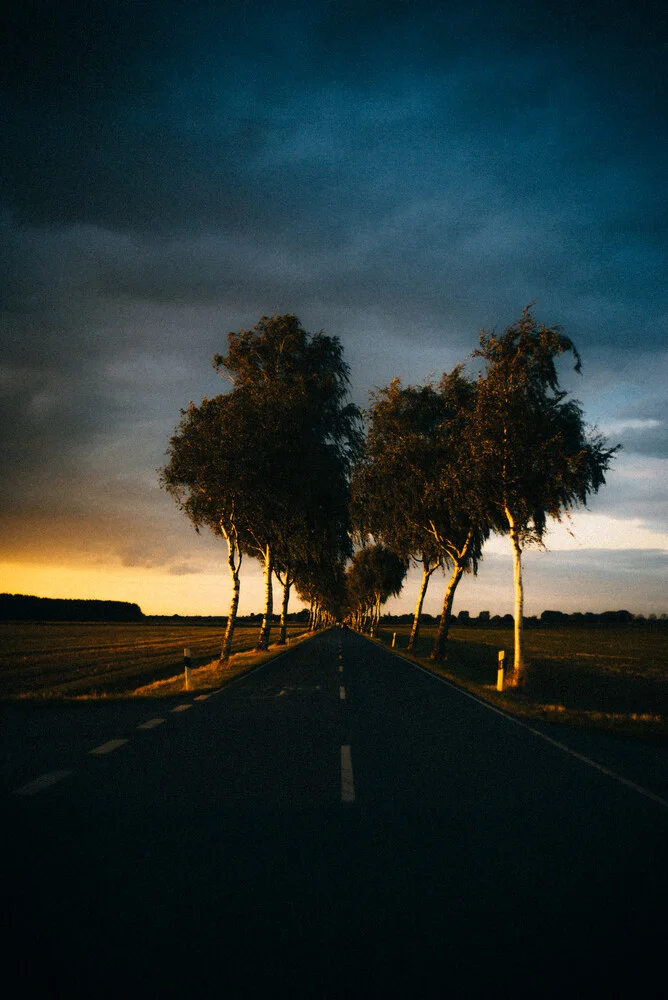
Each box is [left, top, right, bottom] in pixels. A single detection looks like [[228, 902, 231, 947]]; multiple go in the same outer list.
[[3, 628, 667, 997]]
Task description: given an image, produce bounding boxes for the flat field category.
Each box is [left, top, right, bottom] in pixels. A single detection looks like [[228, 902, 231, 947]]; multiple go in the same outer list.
[[0, 621, 304, 698], [379, 624, 668, 732]]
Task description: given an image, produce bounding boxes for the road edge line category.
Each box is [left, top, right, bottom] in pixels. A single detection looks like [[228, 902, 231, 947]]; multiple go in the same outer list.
[[355, 633, 668, 812]]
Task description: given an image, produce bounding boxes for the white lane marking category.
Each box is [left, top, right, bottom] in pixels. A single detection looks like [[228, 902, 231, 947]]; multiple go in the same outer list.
[[339, 664, 343, 673], [408, 660, 668, 812], [339, 685, 346, 700], [89, 739, 128, 755], [13, 770, 73, 796], [341, 745, 355, 803], [194, 694, 210, 701], [170, 704, 192, 713], [137, 718, 165, 730]]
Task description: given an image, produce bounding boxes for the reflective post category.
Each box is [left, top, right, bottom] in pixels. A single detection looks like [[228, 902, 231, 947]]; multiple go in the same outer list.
[[184, 647, 192, 691], [497, 650, 505, 691]]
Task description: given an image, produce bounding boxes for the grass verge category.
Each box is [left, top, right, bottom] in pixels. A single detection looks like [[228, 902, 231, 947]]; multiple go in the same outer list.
[[373, 625, 668, 739], [129, 633, 313, 698]]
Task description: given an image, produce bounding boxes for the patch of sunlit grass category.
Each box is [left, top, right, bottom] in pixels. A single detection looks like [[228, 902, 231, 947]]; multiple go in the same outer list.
[[130, 634, 312, 697]]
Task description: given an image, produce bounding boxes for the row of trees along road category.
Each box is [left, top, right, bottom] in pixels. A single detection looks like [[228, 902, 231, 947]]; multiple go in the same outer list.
[[160, 315, 362, 661], [161, 308, 617, 686], [350, 307, 617, 685]]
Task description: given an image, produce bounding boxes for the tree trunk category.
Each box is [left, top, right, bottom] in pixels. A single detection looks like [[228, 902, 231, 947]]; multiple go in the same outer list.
[[278, 577, 290, 645], [430, 562, 464, 662], [407, 564, 435, 652], [371, 593, 381, 637], [506, 506, 526, 684], [219, 533, 242, 663], [257, 544, 274, 650]]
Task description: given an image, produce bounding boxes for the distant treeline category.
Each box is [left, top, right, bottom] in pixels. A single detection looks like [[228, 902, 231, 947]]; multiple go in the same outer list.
[[0, 594, 144, 622], [148, 610, 311, 625], [382, 609, 666, 627]]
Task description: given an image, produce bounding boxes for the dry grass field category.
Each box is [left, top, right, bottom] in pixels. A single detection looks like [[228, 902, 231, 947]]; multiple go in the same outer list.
[[378, 624, 668, 735], [0, 621, 305, 699]]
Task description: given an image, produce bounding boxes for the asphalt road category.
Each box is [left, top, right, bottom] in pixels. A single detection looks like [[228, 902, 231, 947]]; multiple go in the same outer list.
[[2, 628, 667, 998]]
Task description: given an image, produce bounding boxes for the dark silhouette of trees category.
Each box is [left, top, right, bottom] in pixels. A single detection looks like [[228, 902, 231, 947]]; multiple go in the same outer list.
[[352, 371, 489, 660], [0, 594, 143, 622], [211, 314, 362, 649], [351, 380, 443, 649], [468, 307, 619, 684], [162, 315, 360, 652], [346, 544, 407, 636], [274, 446, 353, 641], [295, 555, 349, 630]]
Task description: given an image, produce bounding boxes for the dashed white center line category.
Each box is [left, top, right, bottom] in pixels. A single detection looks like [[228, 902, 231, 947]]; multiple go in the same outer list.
[[89, 739, 128, 755], [170, 704, 192, 713], [13, 770, 73, 796], [338, 664, 343, 673], [137, 718, 165, 730], [341, 745, 355, 803], [339, 685, 346, 700], [194, 694, 210, 701]]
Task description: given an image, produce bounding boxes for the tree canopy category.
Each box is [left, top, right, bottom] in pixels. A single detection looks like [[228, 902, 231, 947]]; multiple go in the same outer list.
[[352, 370, 489, 659], [468, 306, 618, 680], [164, 314, 362, 651]]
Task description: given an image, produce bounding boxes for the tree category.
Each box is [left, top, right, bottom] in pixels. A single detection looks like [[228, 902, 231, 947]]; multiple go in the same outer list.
[[213, 314, 362, 649], [159, 393, 255, 662], [274, 441, 353, 642], [469, 307, 619, 684], [346, 544, 407, 636], [352, 373, 489, 660], [295, 554, 349, 630], [351, 380, 444, 650]]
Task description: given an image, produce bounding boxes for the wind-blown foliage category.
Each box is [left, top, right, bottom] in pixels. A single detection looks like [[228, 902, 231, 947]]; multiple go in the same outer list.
[[213, 314, 362, 647], [159, 393, 257, 661], [469, 306, 619, 682], [346, 543, 407, 636], [351, 371, 489, 659]]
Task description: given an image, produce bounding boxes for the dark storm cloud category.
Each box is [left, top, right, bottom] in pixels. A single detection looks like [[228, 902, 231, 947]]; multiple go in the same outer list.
[[3, 1, 666, 251], [1, 1, 665, 587], [3, 0, 666, 336]]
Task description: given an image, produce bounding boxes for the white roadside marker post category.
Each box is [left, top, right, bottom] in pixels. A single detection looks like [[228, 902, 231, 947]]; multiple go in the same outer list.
[[497, 650, 505, 691], [184, 647, 192, 691], [392, 632, 397, 648]]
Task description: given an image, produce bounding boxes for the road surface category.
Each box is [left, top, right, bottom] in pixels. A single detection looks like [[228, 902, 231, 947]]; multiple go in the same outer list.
[[3, 628, 667, 997]]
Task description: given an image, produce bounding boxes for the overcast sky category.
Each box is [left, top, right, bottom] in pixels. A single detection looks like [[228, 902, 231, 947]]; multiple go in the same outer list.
[[1, 0, 666, 616]]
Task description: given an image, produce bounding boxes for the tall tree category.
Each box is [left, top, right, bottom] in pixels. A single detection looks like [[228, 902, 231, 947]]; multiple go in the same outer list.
[[159, 394, 255, 662], [470, 307, 618, 684], [295, 554, 349, 630], [351, 380, 444, 649], [213, 314, 362, 649], [274, 441, 352, 642], [346, 544, 407, 636], [352, 373, 489, 660]]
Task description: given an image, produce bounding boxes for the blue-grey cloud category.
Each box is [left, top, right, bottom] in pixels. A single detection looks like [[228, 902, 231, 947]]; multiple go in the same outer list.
[[1, 1, 666, 610]]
